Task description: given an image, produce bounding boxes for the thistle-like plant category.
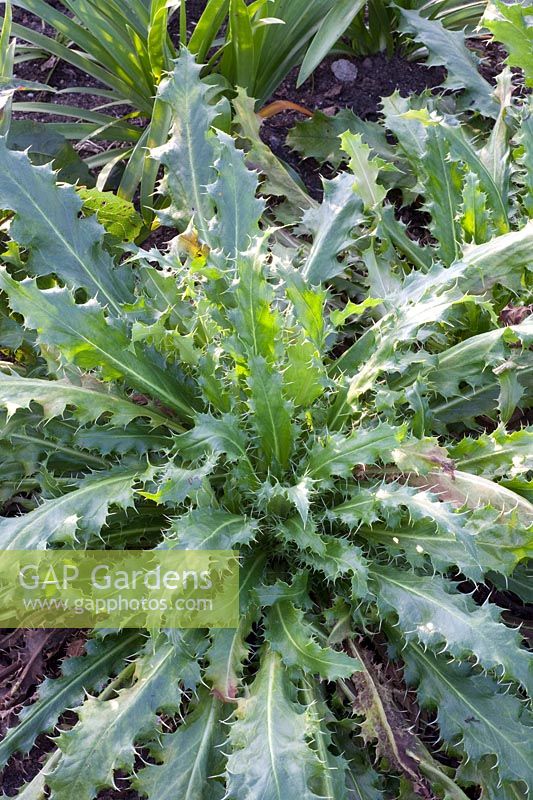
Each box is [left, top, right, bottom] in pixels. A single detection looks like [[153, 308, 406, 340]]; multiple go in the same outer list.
[[0, 51, 532, 800]]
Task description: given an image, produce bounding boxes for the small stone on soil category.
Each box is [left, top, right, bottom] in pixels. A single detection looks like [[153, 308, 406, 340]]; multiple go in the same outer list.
[[331, 59, 358, 83]]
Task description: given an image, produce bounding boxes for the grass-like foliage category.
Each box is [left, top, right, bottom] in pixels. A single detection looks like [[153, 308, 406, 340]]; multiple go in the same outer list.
[[0, 50, 532, 799]]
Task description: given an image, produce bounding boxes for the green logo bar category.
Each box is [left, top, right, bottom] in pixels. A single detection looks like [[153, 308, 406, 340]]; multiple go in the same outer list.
[[0, 551, 239, 629]]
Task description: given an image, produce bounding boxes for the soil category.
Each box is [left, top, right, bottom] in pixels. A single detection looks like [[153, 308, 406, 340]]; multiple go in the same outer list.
[[260, 52, 445, 197]]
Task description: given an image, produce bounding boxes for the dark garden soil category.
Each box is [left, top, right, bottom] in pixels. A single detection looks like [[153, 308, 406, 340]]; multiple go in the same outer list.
[[259, 53, 446, 198]]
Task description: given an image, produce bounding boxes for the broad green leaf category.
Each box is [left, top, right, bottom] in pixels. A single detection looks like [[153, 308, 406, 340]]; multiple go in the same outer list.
[[282, 264, 326, 349], [405, 644, 533, 786], [208, 131, 264, 256], [307, 424, 403, 480], [134, 692, 226, 800], [154, 50, 219, 243], [0, 137, 132, 312], [373, 567, 533, 694], [449, 427, 533, 478], [287, 109, 395, 169], [299, 536, 369, 597], [139, 459, 215, 506], [76, 186, 143, 242], [0, 467, 144, 549], [0, 272, 198, 419], [226, 649, 325, 800], [47, 636, 201, 800], [397, 8, 497, 117], [483, 0, 533, 88], [229, 250, 280, 362], [460, 171, 491, 244], [176, 412, 251, 462], [247, 356, 293, 471], [302, 173, 364, 284], [0, 373, 178, 429], [341, 131, 387, 212], [0, 633, 140, 763], [163, 509, 258, 550], [265, 600, 359, 679]]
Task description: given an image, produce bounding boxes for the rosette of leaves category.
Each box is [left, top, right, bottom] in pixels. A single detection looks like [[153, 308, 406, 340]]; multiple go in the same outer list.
[[0, 52, 532, 800]]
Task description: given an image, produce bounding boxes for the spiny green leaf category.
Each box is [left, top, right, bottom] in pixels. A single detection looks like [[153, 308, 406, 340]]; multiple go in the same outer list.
[[397, 8, 497, 117], [373, 567, 533, 694], [0, 137, 133, 312], [176, 413, 250, 462], [282, 264, 326, 349], [301, 679, 349, 800], [134, 691, 226, 800], [47, 636, 201, 800], [163, 508, 258, 550], [307, 424, 404, 481], [449, 427, 533, 478], [289, 107, 396, 168], [205, 553, 264, 700], [232, 88, 315, 213], [302, 172, 364, 284], [208, 131, 264, 257], [404, 643, 533, 787], [0, 633, 140, 763], [0, 466, 145, 549], [247, 355, 293, 471], [460, 171, 491, 244], [0, 271, 197, 419], [229, 250, 280, 362], [76, 186, 143, 243], [0, 372, 178, 429], [341, 131, 387, 212], [299, 536, 369, 598], [265, 600, 359, 680], [140, 459, 215, 506], [154, 50, 219, 244], [226, 649, 325, 800]]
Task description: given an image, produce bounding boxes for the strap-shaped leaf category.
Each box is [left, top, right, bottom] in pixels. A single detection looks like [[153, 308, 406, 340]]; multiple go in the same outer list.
[[226, 649, 325, 800], [0, 137, 132, 312], [0, 632, 140, 763], [265, 600, 359, 680], [373, 567, 532, 694], [134, 692, 226, 800], [46, 636, 201, 800], [0, 271, 198, 419], [0, 467, 143, 549], [404, 643, 533, 787]]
